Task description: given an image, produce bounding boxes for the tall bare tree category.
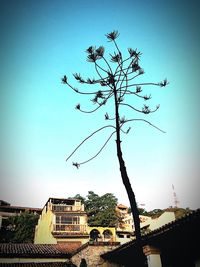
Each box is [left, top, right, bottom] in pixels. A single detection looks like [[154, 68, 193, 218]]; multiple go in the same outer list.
[[62, 31, 168, 266]]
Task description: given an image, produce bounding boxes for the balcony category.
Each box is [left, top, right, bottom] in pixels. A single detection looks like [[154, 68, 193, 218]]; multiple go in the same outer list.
[[52, 204, 84, 212], [52, 224, 89, 238]]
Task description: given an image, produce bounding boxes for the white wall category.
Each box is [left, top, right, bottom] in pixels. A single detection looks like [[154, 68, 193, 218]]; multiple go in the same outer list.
[[149, 212, 175, 231]]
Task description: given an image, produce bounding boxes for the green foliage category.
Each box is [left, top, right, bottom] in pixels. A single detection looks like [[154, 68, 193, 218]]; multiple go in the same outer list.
[[72, 191, 118, 227], [128, 205, 148, 216], [137, 207, 149, 216], [0, 211, 39, 243], [86, 192, 118, 227], [0, 219, 14, 242]]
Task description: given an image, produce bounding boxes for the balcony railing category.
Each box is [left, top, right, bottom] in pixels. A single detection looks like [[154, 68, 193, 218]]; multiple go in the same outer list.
[[53, 224, 87, 233], [52, 204, 84, 212]]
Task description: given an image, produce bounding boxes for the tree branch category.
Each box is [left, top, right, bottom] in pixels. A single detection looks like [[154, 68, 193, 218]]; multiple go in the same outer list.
[[64, 80, 109, 95], [66, 125, 116, 163], [120, 82, 162, 91], [76, 102, 106, 113], [119, 103, 145, 113], [74, 130, 116, 167], [123, 118, 166, 133]]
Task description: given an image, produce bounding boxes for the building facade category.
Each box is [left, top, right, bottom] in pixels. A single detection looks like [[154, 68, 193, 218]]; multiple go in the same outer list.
[[34, 198, 89, 245]]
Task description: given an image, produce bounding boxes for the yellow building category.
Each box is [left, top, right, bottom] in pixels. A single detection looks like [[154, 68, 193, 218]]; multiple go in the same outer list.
[[34, 197, 89, 245], [34, 197, 118, 245]]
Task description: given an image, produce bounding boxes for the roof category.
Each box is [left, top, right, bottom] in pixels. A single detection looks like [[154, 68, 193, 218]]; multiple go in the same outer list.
[[117, 204, 128, 208], [0, 205, 42, 213], [43, 198, 82, 209], [0, 243, 82, 258], [101, 209, 200, 264], [49, 197, 81, 203], [142, 208, 200, 240], [0, 263, 65, 267], [0, 200, 10, 206]]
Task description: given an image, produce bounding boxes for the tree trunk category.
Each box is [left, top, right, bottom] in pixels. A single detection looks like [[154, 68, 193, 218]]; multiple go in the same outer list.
[[113, 84, 145, 266], [116, 138, 144, 266]]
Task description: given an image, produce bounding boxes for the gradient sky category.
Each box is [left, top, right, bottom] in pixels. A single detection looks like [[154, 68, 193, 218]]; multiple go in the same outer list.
[[0, 0, 199, 211]]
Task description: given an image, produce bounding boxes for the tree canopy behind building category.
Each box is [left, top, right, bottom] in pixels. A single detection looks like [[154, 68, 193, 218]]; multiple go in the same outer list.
[[73, 191, 118, 226], [0, 211, 39, 243]]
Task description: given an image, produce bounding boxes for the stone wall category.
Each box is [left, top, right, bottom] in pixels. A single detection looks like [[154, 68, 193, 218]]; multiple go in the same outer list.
[[71, 243, 121, 267]]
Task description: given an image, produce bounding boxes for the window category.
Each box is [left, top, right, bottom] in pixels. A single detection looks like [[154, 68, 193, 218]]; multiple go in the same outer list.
[[117, 234, 124, 238], [56, 215, 80, 225], [53, 205, 73, 212]]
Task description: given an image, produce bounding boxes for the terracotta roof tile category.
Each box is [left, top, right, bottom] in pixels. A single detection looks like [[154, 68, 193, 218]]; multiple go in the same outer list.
[[55, 242, 81, 253], [117, 204, 128, 209], [0, 263, 65, 267], [0, 243, 81, 258]]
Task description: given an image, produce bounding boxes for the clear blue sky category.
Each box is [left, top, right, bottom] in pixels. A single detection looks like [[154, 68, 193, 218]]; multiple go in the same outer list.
[[0, 0, 199, 211]]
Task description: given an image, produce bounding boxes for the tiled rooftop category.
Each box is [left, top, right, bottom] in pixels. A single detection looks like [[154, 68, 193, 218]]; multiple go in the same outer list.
[[0, 263, 65, 267], [102, 208, 200, 258], [0, 242, 82, 258]]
